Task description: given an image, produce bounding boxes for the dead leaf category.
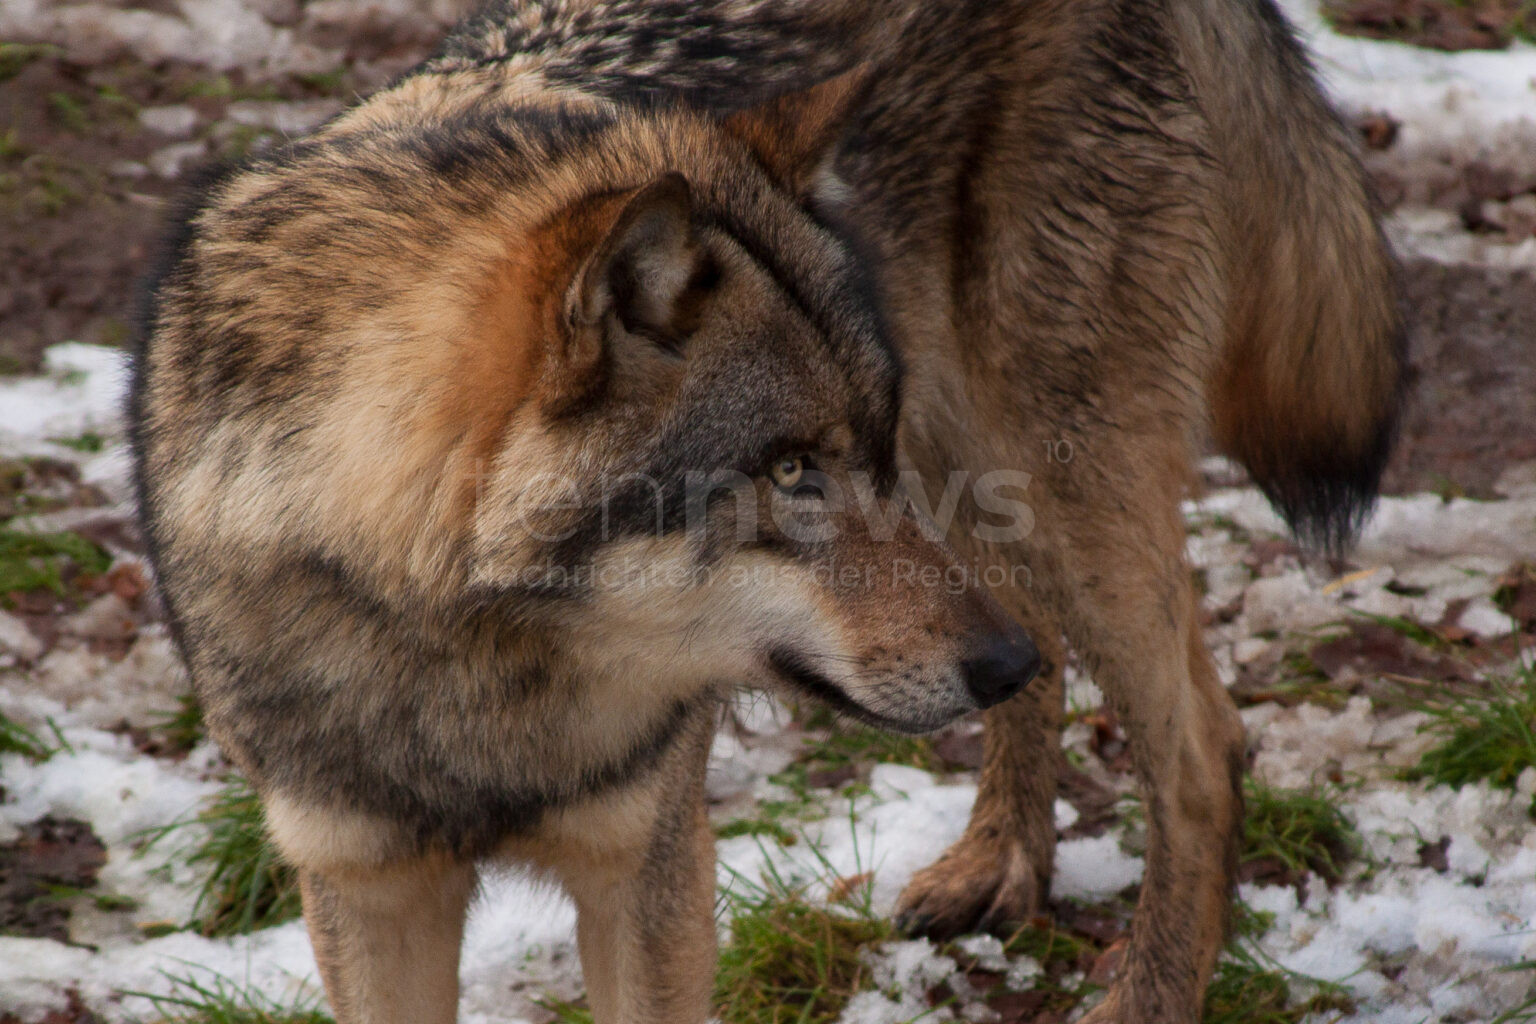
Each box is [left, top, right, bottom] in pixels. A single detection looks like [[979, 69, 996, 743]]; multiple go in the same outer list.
[[1495, 563, 1536, 629], [0, 989, 102, 1024], [989, 990, 1049, 1023], [826, 871, 872, 904], [804, 764, 858, 790], [1309, 622, 1471, 684], [1357, 113, 1400, 151], [0, 817, 108, 942]]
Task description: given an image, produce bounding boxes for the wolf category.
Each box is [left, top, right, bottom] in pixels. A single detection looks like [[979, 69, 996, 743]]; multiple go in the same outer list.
[[131, 0, 1404, 1020]]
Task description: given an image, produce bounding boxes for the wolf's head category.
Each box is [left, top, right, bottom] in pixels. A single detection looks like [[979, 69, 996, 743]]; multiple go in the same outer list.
[[455, 73, 1040, 730], [140, 69, 1039, 734]]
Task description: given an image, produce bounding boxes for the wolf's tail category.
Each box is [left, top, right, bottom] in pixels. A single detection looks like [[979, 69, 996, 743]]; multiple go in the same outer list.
[[1176, 0, 1408, 554]]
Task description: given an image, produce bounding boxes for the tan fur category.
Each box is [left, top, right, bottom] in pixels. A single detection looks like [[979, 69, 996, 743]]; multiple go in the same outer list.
[[301, 855, 477, 1024], [503, 713, 718, 1024], [264, 794, 409, 873]]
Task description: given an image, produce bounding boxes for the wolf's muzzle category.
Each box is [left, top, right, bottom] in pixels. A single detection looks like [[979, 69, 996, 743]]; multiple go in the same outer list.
[[961, 631, 1041, 709]]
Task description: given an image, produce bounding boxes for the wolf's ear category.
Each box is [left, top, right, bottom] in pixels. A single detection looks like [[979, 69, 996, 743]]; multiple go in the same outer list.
[[723, 66, 871, 197], [568, 172, 712, 352]]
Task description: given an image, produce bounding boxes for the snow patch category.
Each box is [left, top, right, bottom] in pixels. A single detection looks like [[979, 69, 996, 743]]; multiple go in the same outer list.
[[0, 344, 129, 444]]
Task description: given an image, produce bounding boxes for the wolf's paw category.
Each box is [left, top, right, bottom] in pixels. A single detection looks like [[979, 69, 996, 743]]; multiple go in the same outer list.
[[1076, 988, 1133, 1024], [893, 829, 1046, 939], [1076, 989, 1119, 1024], [1076, 973, 1201, 1024]]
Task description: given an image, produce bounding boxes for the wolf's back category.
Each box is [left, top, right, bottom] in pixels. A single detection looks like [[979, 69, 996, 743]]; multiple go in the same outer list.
[[1174, 0, 1407, 553]]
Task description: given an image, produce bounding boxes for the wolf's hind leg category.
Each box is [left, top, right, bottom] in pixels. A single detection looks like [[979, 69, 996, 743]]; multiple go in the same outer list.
[[895, 596, 1065, 937], [298, 853, 476, 1024]]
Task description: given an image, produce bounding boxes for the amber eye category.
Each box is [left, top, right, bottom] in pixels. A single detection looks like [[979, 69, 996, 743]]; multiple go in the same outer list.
[[769, 456, 806, 490]]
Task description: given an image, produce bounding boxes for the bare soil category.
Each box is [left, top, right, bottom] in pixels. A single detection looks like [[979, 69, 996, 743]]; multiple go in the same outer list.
[[1324, 0, 1536, 50], [1385, 260, 1536, 497], [0, 51, 173, 370], [0, 46, 384, 372], [0, 816, 107, 943]]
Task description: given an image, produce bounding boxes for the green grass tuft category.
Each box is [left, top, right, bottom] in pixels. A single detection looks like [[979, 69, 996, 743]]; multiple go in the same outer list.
[[1205, 945, 1355, 1024], [49, 431, 106, 453], [1242, 777, 1361, 884], [713, 847, 894, 1024], [0, 128, 24, 160], [536, 997, 594, 1024], [815, 724, 942, 774], [40, 881, 139, 913], [0, 528, 112, 603], [795, 705, 942, 772], [1229, 642, 1350, 710], [142, 776, 301, 937], [216, 123, 278, 161], [1229, 900, 1278, 940], [295, 68, 349, 93], [715, 818, 798, 845], [745, 718, 944, 827], [94, 83, 140, 119], [0, 711, 60, 760], [1273, 649, 1349, 709], [0, 42, 60, 82], [1401, 664, 1536, 800], [1003, 918, 1101, 969], [125, 970, 332, 1024], [151, 692, 207, 756], [188, 778, 301, 936]]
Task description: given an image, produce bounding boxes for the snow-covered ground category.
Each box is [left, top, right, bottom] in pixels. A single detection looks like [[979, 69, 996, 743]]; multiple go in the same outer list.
[[2, 2, 1536, 1021], [1279, 0, 1536, 157], [1276, 0, 1536, 269]]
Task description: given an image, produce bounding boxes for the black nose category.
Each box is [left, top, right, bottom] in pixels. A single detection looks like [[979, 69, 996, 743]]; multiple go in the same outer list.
[[962, 633, 1042, 709]]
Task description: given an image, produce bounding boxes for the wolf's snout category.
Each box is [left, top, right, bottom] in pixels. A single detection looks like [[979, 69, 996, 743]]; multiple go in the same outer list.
[[962, 633, 1041, 709]]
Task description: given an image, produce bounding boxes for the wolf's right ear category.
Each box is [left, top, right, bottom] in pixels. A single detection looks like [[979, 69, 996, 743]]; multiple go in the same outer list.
[[723, 66, 872, 199], [566, 173, 712, 354]]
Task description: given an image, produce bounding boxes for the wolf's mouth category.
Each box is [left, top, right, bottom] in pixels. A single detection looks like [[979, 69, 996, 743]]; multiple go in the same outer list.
[[766, 648, 936, 734]]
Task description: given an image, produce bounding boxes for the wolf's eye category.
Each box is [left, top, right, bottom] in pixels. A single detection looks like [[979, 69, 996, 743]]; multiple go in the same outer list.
[[769, 456, 806, 491]]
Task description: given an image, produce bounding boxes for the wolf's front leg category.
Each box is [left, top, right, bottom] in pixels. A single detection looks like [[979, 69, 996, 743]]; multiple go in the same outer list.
[[1056, 469, 1246, 1023], [538, 708, 718, 1024], [1072, 593, 1245, 1024], [298, 853, 477, 1024], [563, 810, 716, 1024], [895, 597, 1066, 936]]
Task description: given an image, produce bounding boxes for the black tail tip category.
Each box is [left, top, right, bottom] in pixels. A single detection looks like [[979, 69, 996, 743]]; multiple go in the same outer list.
[[1264, 476, 1380, 561], [1256, 430, 1396, 560], [1243, 374, 1403, 559]]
